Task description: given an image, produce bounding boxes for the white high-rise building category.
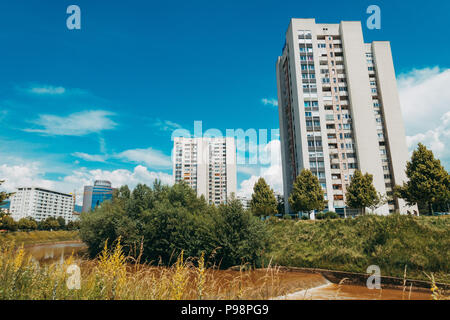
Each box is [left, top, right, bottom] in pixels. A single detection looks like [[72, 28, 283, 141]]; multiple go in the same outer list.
[[173, 137, 237, 205], [276, 19, 416, 215], [9, 187, 76, 222]]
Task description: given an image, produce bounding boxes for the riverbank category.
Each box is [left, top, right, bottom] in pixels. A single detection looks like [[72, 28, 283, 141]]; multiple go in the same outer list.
[[1, 241, 441, 300], [265, 215, 450, 283], [0, 230, 80, 246]]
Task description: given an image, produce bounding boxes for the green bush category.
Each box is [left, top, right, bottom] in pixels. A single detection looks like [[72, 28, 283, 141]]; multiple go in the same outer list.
[[18, 218, 38, 231], [315, 213, 325, 220], [0, 216, 17, 231], [38, 217, 60, 231], [80, 181, 267, 269], [325, 211, 339, 219]]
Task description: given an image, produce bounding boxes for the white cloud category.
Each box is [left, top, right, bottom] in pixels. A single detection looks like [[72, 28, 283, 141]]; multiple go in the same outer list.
[[29, 85, 66, 95], [24, 110, 117, 136], [237, 139, 283, 198], [405, 112, 450, 165], [152, 119, 182, 132], [398, 67, 450, 168], [0, 162, 173, 205], [261, 98, 278, 107], [22, 85, 88, 96], [0, 163, 55, 192], [71, 152, 107, 163], [116, 147, 172, 169]]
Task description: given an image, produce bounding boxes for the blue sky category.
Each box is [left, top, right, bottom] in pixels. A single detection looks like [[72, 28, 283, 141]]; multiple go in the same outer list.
[[0, 0, 449, 200]]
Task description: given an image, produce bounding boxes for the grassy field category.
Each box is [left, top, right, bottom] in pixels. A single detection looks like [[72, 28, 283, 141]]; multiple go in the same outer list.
[[0, 230, 80, 246], [264, 214, 450, 283]]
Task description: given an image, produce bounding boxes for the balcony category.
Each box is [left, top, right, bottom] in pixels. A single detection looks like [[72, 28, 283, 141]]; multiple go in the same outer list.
[[327, 137, 337, 144]]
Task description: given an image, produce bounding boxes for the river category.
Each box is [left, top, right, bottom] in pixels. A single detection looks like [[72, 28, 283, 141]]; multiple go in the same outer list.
[[24, 242, 432, 300], [24, 241, 88, 264]]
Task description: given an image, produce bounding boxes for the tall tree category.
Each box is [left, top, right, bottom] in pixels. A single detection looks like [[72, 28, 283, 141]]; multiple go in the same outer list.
[[395, 143, 449, 215], [289, 169, 325, 214], [250, 178, 278, 217], [345, 170, 379, 215]]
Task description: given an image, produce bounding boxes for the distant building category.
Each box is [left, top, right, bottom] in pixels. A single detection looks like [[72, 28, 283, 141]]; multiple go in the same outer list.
[[9, 187, 75, 222], [173, 137, 237, 206], [82, 180, 114, 212], [71, 212, 80, 221], [0, 200, 10, 214], [236, 195, 251, 210]]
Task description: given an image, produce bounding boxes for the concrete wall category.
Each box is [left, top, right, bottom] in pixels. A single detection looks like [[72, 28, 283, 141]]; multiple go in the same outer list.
[[340, 21, 388, 215], [372, 42, 418, 214]]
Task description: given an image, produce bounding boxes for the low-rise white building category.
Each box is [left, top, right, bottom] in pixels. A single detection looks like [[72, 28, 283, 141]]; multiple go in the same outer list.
[[9, 187, 75, 222]]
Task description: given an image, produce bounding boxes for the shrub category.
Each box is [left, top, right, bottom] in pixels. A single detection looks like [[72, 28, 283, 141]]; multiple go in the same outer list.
[[325, 211, 339, 219], [18, 218, 38, 231], [80, 181, 267, 269]]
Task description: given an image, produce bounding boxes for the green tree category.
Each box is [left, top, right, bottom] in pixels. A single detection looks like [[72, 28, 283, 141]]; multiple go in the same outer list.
[[38, 217, 60, 231], [1, 215, 17, 231], [214, 198, 266, 268], [250, 178, 278, 217], [395, 143, 449, 215], [18, 218, 38, 231], [80, 182, 267, 269], [288, 169, 325, 214], [67, 220, 81, 230], [345, 170, 379, 215], [56, 216, 66, 230]]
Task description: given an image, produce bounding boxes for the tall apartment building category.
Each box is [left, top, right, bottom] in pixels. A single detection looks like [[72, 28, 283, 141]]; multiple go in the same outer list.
[[276, 19, 416, 215], [173, 137, 237, 205], [82, 180, 114, 213], [9, 187, 76, 222]]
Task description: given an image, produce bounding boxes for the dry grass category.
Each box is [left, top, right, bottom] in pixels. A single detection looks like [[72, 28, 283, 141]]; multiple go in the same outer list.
[[0, 239, 314, 300], [0, 239, 447, 300]]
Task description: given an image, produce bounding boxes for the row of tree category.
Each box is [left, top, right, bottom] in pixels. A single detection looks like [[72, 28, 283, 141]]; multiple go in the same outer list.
[[248, 143, 449, 216], [0, 214, 80, 232]]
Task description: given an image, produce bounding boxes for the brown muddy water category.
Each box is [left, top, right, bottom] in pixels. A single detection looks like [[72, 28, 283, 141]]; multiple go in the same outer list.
[[24, 241, 88, 264], [24, 242, 432, 300]]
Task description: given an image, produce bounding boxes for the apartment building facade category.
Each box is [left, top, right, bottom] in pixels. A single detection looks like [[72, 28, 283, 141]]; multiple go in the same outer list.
[[9, 187, 76, 222], [276, 19, 416, 215], [173, 137, 237, 205]]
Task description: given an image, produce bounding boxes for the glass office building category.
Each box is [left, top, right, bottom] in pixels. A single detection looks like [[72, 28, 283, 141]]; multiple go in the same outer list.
[[82, 180, 114, 212]]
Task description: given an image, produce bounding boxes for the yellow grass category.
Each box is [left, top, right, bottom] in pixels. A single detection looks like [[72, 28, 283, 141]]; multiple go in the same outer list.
[[0, 240, 447, 300]]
